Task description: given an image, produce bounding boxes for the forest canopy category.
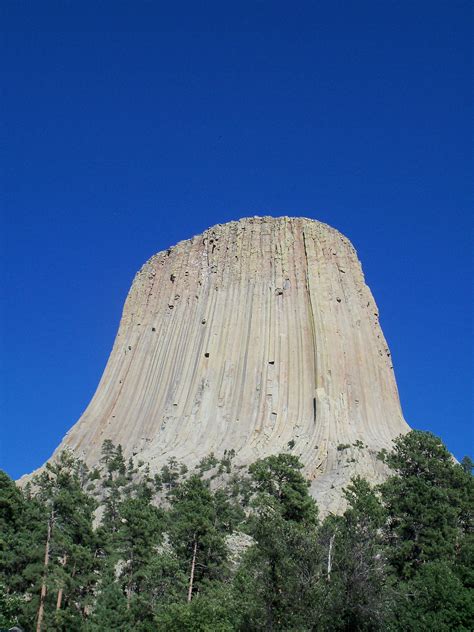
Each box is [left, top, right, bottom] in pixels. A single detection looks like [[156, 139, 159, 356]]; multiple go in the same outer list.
[[1, 430, 472, 631]]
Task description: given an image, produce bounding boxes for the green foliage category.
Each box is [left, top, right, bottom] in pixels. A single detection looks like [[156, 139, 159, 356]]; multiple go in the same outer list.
[[100, 440, 130, 535], [237, 511, 322, 630], [318, 478, 395, 631], [140, 551, 188, 608], [461, 455, 474, 474], [394, 561, 474, 631], [196, 452, 219, 474], [227, 472, 253, 507], [155, 584, 236, 631], [0, 470, 30, 593], [218, 449, 236, 474], [85, 574, 130, 631], [115, 496, 164, 603], [1, 430, 472, 631], [169, 475, 229, 598], [0, 582, 22, 628], [0, 452, 100, 630], [337, 443, 351, 451], [249, 453, 318, 524], [379, 430, 473, 578], [160, 457, 184, 495], [235, 454, 322, 629]]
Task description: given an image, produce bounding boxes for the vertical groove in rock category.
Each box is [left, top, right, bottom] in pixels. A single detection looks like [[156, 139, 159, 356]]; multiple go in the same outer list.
[[35, 216, 409, 513]]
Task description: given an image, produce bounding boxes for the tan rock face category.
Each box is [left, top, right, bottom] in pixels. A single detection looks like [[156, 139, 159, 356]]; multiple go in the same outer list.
[[43, 216, 410, 512]]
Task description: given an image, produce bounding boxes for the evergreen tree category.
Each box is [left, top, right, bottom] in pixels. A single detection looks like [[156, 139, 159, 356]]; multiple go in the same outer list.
[[115, 495, 164, 612], [235, 454, 321, 630], [2, 432, 472, 631], [236, 511, 322, 630], [37, 452, 98, 630], [0, 582, 23, 629], [168, 475, 229, 602], [379, 430, 472, 578], [248, 453, 317, 524], [461, 455, 474, 474], [142, 550, 188, 616], [155, 585, 236, 632], [100, 441, 129, 536], [160, 457, 183, 495], [85, 569, 131, 632], [0, 472, 49, 629], [318, 477, 395, 631], [379, 431, 474, 630], [0, 470, 30, 594], [393, 560, 474, 631]]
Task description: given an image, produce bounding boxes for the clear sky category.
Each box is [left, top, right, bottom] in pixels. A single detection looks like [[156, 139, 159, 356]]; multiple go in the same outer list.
[[1, 1, 472, 479]]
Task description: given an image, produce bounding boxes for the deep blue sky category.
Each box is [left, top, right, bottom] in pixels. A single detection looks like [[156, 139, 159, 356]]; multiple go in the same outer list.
[[1, 1, 472, 479]]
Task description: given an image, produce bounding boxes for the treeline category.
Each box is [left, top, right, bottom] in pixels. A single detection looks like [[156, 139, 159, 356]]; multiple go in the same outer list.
[[1, 431, 473, 631]]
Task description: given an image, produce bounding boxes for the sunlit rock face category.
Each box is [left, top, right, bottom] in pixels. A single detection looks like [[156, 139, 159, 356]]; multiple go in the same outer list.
[[42, 217, 410, 512]]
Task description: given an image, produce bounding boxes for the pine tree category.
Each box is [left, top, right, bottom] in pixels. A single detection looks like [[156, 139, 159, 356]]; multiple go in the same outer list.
[[85, 569, 130, 631], [318, 477, 395, 631], [0, 473, 29, 627], [248, 453, 317, 524], [236, 453, 321, 630], [28, 451, 99, 631], [394, 561, 474, 631], [100, 441, 129, 536], [115, 495, 164, 612], [379, 431, 474, 630], [379, 430, 472, 577], [168, 475, 229, 603], [0, 470, 29, 591], [0, 582, 22, 629], [2, 432, 472, 631], [160, 457, 182, 495]]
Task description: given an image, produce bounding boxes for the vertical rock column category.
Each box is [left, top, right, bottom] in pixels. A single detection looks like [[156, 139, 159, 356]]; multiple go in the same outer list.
[[44, 216, 409, 512]]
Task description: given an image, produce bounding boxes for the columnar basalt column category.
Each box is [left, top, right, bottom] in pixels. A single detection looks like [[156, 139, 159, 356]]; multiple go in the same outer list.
[[38, 217, 410, 512]]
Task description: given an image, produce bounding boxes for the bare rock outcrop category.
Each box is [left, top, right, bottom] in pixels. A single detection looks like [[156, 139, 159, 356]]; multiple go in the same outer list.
[[36, 217, 410, 512]]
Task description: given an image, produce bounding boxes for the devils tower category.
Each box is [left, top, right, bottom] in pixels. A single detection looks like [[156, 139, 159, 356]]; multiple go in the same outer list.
[[43, 216, 410, 512]]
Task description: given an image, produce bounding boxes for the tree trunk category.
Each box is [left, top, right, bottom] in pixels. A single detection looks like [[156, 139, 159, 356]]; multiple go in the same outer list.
[[327, 533, 336, 582], [56, 588, 63, 611], [126, 553, 134, 610], [36, 510, 54, 632], [187, 537, 198, 603], [56, 554, 67, 611], [267, 556, 280, 632]]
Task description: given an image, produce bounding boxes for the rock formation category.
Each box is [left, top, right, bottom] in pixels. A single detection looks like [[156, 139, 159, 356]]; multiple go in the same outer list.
[[38, 217, 410, 512]]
